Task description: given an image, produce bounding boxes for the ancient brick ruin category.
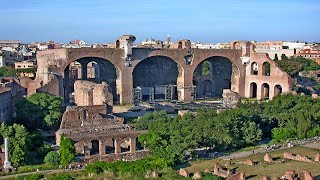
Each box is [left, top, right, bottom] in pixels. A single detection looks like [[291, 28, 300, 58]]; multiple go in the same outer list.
[[282, 170, 314, 180], [204, 163, 246, 180], [29, 35, 291, 105], [56, 80, 148, 163], [264, 153, 273, 163], [243, 159, 255, 166], [315, 153, 320, 162], [179, 167, 246, 180], [283, 152, 313, 163]]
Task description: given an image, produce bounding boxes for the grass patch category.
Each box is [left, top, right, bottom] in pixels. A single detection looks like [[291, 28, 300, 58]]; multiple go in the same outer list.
[[17, 164, 59, 174], [186, 146, 320, 179]]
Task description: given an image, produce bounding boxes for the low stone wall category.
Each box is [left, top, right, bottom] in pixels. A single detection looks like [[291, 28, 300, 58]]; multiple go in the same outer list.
[[178, 169, 203, 179], [283, 152, 313, 163]]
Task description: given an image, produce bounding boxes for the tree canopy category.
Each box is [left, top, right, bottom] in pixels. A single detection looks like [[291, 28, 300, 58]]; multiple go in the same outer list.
[[15, 93, 62, 130], [59, 136, 76, 166], [202, 61, 211, 76], [136, 109, 263, 165], [0, 123, 29, 167], [274, 57, 320, 76], [136, 94, 320, 165], [0, 67, 36, 77], [44, 151, 61, 166]]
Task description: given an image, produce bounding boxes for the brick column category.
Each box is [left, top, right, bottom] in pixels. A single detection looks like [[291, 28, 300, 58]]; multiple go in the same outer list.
[[257, 83, 262, 100], [80, 62, 88, 80], [114, 139, 121, 154], [99, 140, 105, 156], [119, 67, 133, 105], [64, 66, 70, 104], [179, 66, 193, 102], [130, 137, 136, 153], [269, 85, 275, 100], [83, 142, 91, 158]]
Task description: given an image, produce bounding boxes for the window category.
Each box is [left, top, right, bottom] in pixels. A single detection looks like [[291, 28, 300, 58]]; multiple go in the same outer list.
[[251, 62, 259, 75], [262, 62, 271, 76]]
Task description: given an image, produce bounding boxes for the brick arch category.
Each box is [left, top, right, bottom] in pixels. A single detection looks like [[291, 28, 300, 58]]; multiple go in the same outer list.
[[251, 61, 259, 75], [261, 83, 270, 100], [132, 55, 184, 101], [250, 82, 258, 98], [274, 84, 282, 96], [63, 56, 121, 103], [62, 56, 121, 76], [262, 61, 271, 76], [191, 55, 241, 95], [132, 55, 184, 75]]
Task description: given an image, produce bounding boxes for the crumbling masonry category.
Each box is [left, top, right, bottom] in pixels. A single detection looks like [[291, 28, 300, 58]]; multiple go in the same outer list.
[[29, 35, 291, 105], [56, 80, 148, 163]]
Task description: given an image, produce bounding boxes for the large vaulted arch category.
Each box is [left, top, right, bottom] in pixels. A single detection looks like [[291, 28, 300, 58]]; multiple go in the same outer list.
[[63, 57, 119, 104], [193, 56, 237, 98], [132, 56, 182, 102]]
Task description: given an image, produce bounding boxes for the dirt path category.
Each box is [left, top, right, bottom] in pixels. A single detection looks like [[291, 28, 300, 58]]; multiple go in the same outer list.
[[302, 141, 320, 150], [218, 145, 290, 160], [0, 169, 83, 179]]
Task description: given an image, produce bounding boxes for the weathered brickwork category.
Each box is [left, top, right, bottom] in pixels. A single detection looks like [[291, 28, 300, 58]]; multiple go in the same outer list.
[[56, 81, 148, 163], [283, 152, 313, 163], [32, 35, 291, 105]]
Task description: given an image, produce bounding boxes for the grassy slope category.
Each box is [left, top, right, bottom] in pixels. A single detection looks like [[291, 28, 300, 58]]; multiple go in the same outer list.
[[187, 146, 320, 179]]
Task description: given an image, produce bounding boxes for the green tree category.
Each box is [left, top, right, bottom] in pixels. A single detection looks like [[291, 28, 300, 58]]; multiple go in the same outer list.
[[0, 67, 6, 76], [241, 121, 262, 145], [29, 132, 44, 151], [0, 123, 29, 167], [37, 144, 54, 159], [274, 54, 278, 61], [15, 93, 62, 130], [59, 136, 76, 166], [202, 61, 211, 76], [281, 54, 288, 60], [137, 94, 320, 166], [44, 151, 61, 166], [274, 59, 303, 76], [295, 57, 320, 71]]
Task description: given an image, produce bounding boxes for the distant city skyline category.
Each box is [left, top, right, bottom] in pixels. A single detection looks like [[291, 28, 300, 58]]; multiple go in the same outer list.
[[1, 0, 319, 43]]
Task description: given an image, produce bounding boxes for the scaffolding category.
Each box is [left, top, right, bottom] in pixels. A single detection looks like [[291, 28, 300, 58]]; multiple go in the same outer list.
[[133, 84, 197, 103], [132, 87, 142, 106], [149, 87, 154, 103], [165, 85, 174, 101]]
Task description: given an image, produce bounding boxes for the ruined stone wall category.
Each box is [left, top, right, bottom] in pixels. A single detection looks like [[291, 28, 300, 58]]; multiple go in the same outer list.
[[74, 80, 113, 107], [36, 49, 68, 84], [36, 74, 63, 96], [170, 40, 191, 49], [59, 105, 112, 129], [283, 152, 313, 163], [245, 53, 291, 100], [31, 37, 291, 105]]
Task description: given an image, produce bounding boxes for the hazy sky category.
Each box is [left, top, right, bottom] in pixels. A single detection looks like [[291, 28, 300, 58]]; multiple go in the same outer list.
[[1, 0, 319, 43]]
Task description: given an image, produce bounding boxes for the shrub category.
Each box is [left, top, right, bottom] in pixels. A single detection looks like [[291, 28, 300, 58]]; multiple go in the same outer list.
[[37, 144, 54, 158], [44, 151, 61, 166], [202, 173, 223, 180], [29, 132, 44, 151], [59, 136, 76, 166], [85, 156, 168, 176]]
